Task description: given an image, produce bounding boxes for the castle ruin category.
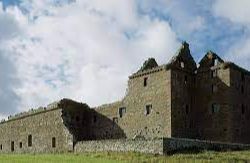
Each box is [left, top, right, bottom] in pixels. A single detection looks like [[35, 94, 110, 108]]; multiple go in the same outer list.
[[0, 42, 250, 154]]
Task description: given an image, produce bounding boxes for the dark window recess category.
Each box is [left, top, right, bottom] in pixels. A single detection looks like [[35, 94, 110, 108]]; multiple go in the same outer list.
[[241, 72, 245, 82], [28, 135, 32, 147], [11, 141, 14, 152], [113, 117, 118, 124], [144, 77, 148, 87], [212, 70, 217, 78], [185, 105, 189, 115], [0, 144, 2, 150], [118, 107, 126, 118], [93, 115, 97, 123], [184, 75, 188, 84], [52, 137, 56, 148], [241, 85, 244, 94], [242, 104, 245, 114], [212, 84, 217, 93], [75, 116, 80, 122], [212, 103, 220, 113], [19, 142, 22, 148], [145, 104, 152, 115], [189, 121, 192, 129]]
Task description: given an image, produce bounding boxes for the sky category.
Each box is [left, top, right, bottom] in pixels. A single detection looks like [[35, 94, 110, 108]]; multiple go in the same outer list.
[[0, 0, 250, 119]]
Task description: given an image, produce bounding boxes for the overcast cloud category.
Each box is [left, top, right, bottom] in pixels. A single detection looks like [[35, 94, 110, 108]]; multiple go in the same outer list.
[[0, 0, 250, 119]]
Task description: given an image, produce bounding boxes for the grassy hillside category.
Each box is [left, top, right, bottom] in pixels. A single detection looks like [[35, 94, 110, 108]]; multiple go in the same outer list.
[[1, 150, 250, 162]]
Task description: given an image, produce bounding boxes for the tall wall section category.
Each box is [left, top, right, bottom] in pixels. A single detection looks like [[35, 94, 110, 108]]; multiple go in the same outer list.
[[228, 64, 250, 143], [93, 64, 172, 139], [195, 52, 232, 142], [169, 42, 197, 139]]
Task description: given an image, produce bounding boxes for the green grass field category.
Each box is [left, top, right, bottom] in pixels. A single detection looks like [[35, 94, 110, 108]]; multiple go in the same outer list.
[[1, 150, 250, 163]]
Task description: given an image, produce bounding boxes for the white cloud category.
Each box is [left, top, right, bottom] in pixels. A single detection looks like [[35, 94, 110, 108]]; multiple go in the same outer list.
[[0, 0, 179, 117], [213, 0, 250, 26], [224, 38, 250, 68], [213, 0, 250, 69]]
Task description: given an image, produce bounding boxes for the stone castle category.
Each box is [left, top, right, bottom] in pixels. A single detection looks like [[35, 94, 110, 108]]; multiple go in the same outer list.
[[0, 42, 250, 154]]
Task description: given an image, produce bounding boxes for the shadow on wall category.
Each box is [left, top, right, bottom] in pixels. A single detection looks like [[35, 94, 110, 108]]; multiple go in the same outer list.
[[59, 99, 126, 145]]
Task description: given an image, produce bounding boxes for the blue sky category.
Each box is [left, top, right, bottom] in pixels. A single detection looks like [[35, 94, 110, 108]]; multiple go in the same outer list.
[[0, 0, 250, 119]]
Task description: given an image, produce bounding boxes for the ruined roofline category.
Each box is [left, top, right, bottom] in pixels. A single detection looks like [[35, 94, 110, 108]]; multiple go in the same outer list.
[[198, 50, 224, 64], [0, 98, 86, 124], [130, 41, 198, 79], [223, 62, 250, 75], [198, 50, 250, 75]]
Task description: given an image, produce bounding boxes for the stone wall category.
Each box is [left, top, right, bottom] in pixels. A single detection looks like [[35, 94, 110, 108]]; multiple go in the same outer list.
[[170, 43, 197, 139], [0, 108, 73, 153], [229, 66, 250, 143], [93, 66, 172, 139], [74, 137, 250, 155], [195, 52, 232, 142], [163, 137, 250, 154], [0, 99, 91, 154], [74, 139, 164, 154]]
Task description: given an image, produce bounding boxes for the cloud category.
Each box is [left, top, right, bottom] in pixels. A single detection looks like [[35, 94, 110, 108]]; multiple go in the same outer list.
[[213, 0, 250, 69], [213, 0, 250, 26], [0, 50, 20, 117], [0, 0, 180, 118], [0, 2, 26, 118]]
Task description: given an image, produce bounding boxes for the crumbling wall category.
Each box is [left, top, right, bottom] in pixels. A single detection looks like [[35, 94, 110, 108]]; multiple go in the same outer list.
[[0, 99, 95, 154], [0, 107, 73, 153]]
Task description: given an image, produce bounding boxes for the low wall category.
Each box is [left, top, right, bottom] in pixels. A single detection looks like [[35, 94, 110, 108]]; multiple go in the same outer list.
[[75, 138, 250, 155], [74, 139, 164, 155], [164, 138, 250, 153]]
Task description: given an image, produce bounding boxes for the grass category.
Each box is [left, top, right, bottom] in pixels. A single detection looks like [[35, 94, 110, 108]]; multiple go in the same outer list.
[[1, 150, 250, 163]]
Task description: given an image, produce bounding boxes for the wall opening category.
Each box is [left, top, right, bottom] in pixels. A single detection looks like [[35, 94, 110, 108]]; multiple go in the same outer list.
[[75, 116, 80, 122], [213, 58, 218, 66], [118, 107, 126, 118], [93, 115, 97, 123], [184, 75, 188, 84], [211, 70, 217, 78], [212, 84, 217, 93], [0, 144, 2, 150], [145, 104, 152, 115], [113, 117, 118, 126], [185, 104, 189, 115], [241, 85, 244, 94], [52, 137, 56, 148], [242, 104, 245, 115], [11, 141, 14, 152], [144, 77, 148, 87], [180, 61, 185, 68], [28, 135, 32, 147], [211, 103, 220, 114], [19, 142, 22, 148], [241, 72, 245, 82]]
